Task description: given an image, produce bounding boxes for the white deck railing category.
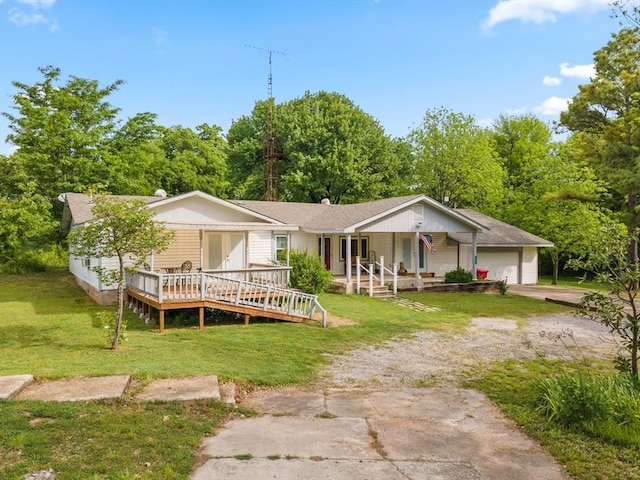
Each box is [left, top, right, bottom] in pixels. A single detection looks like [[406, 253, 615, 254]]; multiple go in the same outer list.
[[126, 268, 326, 327], [355, 255, 398, 296]]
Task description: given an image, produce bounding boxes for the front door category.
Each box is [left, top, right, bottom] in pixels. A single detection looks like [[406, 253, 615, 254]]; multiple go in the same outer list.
[[318, 237, 331, 270], [206, 233, 245, 270]]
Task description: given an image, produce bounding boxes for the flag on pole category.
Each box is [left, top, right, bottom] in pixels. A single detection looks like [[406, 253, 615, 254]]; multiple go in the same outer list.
[[420, 234, 437, 254]]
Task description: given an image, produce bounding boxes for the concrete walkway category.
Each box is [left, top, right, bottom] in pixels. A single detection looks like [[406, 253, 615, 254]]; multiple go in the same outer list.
[[191, 387, 568, 480], [509, 284, 587, 306], [0, 375, 224, 402]]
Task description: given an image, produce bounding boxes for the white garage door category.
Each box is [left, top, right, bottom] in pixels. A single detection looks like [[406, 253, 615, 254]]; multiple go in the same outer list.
[[477, 250, 519, 284]]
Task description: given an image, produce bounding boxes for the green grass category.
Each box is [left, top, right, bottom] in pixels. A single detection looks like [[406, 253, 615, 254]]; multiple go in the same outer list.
[[0, 271, 568, 383], [465, 360, 640, 480], [0, 270, 581, 479], [0, 399, 242, 479], [538, 274, 606, 291]]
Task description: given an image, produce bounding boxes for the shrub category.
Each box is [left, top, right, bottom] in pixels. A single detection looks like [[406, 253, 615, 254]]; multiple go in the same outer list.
[[444, 267, 473, 284], [287, 249, 333, 294], [0, 244, 68, 274]]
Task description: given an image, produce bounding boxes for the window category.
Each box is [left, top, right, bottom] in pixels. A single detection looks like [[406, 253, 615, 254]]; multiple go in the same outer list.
[[275, 235, 288, 264], [82, 258, 91, 268], [339, 236, 368, 261]]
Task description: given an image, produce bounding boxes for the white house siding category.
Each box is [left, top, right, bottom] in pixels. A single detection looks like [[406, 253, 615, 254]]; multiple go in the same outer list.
[[521, 247, 539, 284], [393, 232, 449, 274], [153, 196, 266, 224], [369, 233, 393, 270], [248, 230, 273, 265], [154, 229, 200, 270], [359, 205, 476, 234], [291, 232, 316, 254]]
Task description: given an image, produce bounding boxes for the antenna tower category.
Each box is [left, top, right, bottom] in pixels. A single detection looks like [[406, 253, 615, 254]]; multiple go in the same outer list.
[[246, 45, 289, 201]]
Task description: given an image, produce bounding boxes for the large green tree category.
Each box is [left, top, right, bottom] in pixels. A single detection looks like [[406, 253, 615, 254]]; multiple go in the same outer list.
[[227, 91, 407, 203], [493, 116, 614, 284], [3, 66, 124, 200], [68, 196, 174, 349], [560, 27, 640, 259], [409, 107, 504, 212], [152, 123, 229, 197]]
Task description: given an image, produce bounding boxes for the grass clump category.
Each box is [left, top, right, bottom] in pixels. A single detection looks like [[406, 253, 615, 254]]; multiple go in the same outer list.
[[537, 372, 640, 447]]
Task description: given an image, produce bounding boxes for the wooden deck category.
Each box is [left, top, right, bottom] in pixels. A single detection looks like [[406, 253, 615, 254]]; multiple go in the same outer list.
[[126, 270, 326, 332]]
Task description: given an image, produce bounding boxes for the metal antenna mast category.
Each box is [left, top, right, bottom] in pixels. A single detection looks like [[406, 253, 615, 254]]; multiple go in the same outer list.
[[246, 45, 290, 201]]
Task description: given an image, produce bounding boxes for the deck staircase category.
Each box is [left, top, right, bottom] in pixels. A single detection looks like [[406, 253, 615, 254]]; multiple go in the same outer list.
[[360, 283, 395, 298]]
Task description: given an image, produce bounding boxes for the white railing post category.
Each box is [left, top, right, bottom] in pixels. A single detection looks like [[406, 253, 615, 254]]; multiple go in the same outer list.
[[356, 256, 361, 294], [379, 255, 385, 286], [392, 263, 398, 295], [200, 272, 206, 300], [369, 264, 374, 297]]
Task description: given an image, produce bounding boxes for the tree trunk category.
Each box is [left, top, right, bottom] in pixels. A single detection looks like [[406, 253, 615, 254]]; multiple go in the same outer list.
[[111, 269, 125, 350], [551, 250, 559, 286]]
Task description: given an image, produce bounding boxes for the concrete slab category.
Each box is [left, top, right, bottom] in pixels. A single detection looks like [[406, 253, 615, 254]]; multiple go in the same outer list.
[[15, 375, 130, 402], [200, 416, 378, 460], [326, 387, 488, 420], [191, 388, 569, 480], [191, 459, 414, 480], [242, 388, 325, 416], [135, 375, 220, 402], [0, 374, 33, 400]]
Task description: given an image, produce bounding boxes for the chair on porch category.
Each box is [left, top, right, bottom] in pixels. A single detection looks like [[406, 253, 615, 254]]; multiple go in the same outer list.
[[143, 262, 151, 271], [181, 261, 192, 273]]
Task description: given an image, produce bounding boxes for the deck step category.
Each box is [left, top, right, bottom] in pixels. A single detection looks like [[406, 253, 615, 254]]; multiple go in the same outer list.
[[361, 284, 395, 298]]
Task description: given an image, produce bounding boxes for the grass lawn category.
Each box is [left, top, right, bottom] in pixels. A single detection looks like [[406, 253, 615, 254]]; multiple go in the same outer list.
[[538, 274, 606, 291], [1, 270, 636, 479]]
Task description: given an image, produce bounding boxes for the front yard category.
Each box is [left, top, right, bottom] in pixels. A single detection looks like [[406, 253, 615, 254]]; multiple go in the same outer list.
[[0, 270, 637, 479]]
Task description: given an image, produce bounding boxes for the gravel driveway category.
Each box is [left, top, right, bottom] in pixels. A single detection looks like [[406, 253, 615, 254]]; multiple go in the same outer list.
[[320, 312, 617, 388]]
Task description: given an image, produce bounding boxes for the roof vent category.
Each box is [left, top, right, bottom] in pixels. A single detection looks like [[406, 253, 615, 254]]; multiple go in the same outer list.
[[320, 198, 330, 204], [154, 189, 167, 198]]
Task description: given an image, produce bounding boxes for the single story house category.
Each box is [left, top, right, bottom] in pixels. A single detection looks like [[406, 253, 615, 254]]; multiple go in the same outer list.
[[61, 190, 552, 306]]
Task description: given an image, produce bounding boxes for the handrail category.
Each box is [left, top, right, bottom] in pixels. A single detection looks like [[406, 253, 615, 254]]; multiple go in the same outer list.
[[354, 256, 398, 296], [126, 270, 325, 326], [376, 256, 398, 295]]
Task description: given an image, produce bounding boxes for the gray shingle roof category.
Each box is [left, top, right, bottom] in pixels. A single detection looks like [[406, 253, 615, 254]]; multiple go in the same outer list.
[[450, 209, 553, 247], [63, 193, 164, 226], [232, 195, 426, 230]]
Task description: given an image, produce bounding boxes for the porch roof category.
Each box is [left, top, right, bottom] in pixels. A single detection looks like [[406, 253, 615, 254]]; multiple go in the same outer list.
[[449, 209, 553, 247]]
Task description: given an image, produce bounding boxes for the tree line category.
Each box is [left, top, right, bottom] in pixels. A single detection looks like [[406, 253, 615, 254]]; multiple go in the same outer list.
[[1, 23, 638, 282]]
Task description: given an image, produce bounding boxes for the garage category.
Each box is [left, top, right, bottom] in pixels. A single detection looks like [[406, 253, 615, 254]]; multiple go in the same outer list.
[[477, 248, 520, 284]]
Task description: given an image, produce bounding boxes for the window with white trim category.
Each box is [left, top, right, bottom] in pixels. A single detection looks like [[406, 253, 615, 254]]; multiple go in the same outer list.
[[275, 235, 288, 264]]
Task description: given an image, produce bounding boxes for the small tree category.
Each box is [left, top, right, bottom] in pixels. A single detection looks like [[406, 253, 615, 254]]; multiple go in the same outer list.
[[68, 195, 174, 349], [568, 226, 640, 378]]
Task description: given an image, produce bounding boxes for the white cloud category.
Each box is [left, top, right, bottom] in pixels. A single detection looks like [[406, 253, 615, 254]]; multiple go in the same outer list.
[[542, 75, 562, 86], [534, 96, 571, 115], [559, 62, 595, 79], [9, 7, 46, 26], [8, 0, 58, 30], [482, 0, 609, 30], [18, 0, 56, 8]]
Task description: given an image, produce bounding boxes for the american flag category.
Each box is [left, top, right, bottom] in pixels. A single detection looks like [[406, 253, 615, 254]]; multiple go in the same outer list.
[[420, 234, 437, 254]]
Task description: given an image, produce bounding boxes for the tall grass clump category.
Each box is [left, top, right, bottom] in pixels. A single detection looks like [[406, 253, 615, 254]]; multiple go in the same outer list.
[[0, 244, 68, 273], [537, 372, 640, 447]]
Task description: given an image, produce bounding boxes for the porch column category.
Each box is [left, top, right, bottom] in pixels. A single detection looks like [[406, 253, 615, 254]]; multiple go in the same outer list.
[[472, 232, 478, 280], [199, 230, 204, 271], [346, 233, 352, 284], [414, 231, 421, 282], [150, 250, 155, 270], [320, 234, 325, 264]]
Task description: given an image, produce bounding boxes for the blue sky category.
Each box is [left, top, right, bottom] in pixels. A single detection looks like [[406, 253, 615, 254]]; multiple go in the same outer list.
[[0, 0, 622, 155]]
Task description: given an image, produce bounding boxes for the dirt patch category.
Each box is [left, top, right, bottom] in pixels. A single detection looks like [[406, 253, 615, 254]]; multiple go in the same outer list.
[[320, 313, 618, 389]]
